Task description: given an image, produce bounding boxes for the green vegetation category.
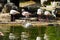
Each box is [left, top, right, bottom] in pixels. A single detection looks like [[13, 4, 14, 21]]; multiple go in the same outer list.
[[46, 26, 60, 40], [1, 25, 60, 40]]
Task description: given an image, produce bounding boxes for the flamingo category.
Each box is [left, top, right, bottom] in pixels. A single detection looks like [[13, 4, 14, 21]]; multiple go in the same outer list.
[[44, 11, 51, 22], [22, 9, 31, 21], [37, 8, 43, 22], [51, 9, 56, 18]]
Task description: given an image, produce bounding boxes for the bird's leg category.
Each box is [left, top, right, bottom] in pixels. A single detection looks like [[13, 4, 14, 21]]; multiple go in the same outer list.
[[46, 16, 49, 22], [38, 15, 41, 22], [26, 15, 29, 22]]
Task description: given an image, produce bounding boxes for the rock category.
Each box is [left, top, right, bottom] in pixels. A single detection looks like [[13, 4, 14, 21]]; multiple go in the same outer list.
[[0, 13, 11, 22]]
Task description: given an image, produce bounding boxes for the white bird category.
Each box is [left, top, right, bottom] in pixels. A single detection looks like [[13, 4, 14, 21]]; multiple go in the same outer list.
[[37, 8, 43, 21], [44, 11, 51, 22], [22, 9, 31, 19], [37, 8, 43, 15], [52, 10, 56, 18], [22, 11, 31, 17]]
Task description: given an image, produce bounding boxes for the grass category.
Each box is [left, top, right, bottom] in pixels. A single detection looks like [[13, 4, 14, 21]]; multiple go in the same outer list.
[[46, 26, 60, 40], [0, 25, 60, 40]]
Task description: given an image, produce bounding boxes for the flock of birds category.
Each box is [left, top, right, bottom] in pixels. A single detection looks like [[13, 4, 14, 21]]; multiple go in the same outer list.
[[21, 8, 56, 22], [0, 2, 56, 22]]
